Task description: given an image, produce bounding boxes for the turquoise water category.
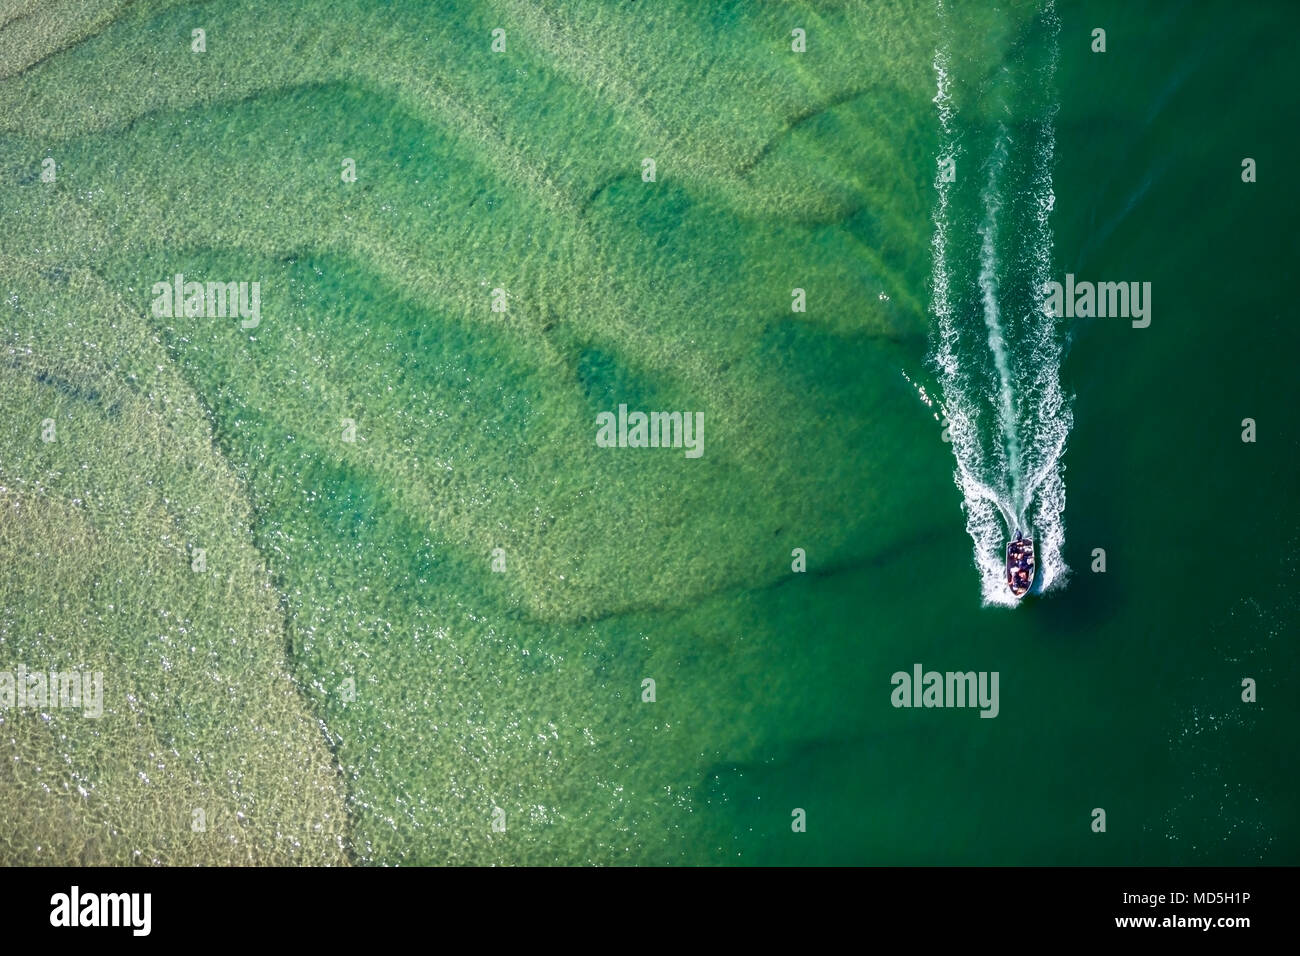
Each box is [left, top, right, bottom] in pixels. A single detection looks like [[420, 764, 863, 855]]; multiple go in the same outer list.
[[0, 0, 1295, 864]]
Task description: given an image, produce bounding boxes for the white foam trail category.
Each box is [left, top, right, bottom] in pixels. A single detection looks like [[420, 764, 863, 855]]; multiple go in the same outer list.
[[1019, 0, 1070, 593], [976, 131, 1023, 510], [930, 41, 1018, 608], [929, 0, 1070, 605]]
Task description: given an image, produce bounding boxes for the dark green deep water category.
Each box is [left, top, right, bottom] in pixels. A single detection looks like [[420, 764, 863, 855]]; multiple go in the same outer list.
[[0, 1, 1295, 864]]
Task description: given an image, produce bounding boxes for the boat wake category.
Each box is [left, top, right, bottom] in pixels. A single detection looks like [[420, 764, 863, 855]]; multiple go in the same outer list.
[[929, 1, 1072, 606]]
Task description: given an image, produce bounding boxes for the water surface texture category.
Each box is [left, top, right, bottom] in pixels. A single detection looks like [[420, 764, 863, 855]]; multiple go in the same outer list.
[[0, 0, 1295, 864]]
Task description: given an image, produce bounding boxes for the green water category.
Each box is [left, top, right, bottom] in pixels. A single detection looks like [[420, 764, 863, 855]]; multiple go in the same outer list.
[[0, 0, 1295, 865]]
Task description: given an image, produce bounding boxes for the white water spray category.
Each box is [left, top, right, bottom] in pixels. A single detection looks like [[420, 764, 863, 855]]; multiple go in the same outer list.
[[928, 1, 1071, 605]]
